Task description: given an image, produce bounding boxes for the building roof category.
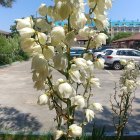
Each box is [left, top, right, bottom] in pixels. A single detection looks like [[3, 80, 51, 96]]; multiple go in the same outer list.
[[110, 20, 140, 27], [0, 30, 10, 35], [113, 33, 140, 43], [76, 35, 88, 41]]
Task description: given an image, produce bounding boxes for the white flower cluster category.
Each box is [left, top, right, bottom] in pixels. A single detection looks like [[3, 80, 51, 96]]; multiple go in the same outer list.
[[120, 60, 139, 93], [16, 0, 112, 139], [88, 0, 112, 31]]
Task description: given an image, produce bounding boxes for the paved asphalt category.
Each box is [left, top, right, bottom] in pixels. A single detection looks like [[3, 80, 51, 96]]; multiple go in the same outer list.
[[0, 60, 140, 134]]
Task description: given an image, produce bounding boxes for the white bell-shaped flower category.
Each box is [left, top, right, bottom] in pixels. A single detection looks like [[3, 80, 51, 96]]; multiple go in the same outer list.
[[74, 58, 87, 69], [32, 54, 49, 73], [20, 38, 35, 50], [85, 109, 95, 122], [79, 26, 96, 38], [125, 79, 135, 91], [105, 0, 112, 9], [89, 78, 100, 88], [70, 12, 87, 29], [51, 26, 65, 45], [69, 64, 82, 83], [91, 103, 103, 112], [58, 82, 76, 98], [43, 46, 55, 60], [18, 27, 35, 39], [53, 54, 68, 70], [16, 17, 34, 30], [38, 3, 48, 16], [20, 38, 42, 55], [126, 62, 135, 70], [69, 124, 82, 137], [37, 94, 49, 105], [71, 95, 85, 109], [37, 32, 47, 45], [94, 15, 109, 31], [96, 33, 108, 45], [56, 1, 72, 20], [54, 130, 63, 140], [94, 58, 105, 69]]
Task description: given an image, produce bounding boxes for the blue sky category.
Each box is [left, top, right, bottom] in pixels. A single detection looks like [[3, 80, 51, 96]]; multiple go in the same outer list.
[[0, 0, 140, 31]]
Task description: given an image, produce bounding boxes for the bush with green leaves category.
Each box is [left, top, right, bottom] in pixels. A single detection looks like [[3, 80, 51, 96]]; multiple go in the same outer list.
[[0, 35, 29, 65]]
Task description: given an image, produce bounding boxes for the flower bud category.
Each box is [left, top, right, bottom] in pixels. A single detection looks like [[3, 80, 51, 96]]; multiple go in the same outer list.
[[120, 59, 127, 66], [38, 94, 49, 105]]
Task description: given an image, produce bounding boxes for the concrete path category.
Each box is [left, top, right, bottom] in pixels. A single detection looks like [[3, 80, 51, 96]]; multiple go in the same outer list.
[[0, 60, 140, 135]]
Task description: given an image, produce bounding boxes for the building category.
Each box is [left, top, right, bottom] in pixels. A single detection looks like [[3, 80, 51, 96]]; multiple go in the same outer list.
[[112, 33, 140, 49], [55, 19, 140, 40], [0, 30, 11, 37], [110, 20, 140, 37]]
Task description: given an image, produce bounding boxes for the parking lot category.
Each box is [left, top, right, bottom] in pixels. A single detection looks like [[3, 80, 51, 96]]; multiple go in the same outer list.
[[0, 60, 140, 134]]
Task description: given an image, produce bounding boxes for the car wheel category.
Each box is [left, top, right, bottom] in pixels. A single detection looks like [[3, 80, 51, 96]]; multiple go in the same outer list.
[[113, 62, 122, 70]]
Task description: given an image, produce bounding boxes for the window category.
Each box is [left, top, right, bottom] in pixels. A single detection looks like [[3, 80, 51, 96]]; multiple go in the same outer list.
[[127, 50, 140, 56], [121, 28, 124, 31], [105, 50, 113, 55], [116, 50, 127, 55], [134, 27, 139, 31]]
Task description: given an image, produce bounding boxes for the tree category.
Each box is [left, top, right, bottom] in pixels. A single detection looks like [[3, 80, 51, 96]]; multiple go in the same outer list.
[[0, 0, 15, 8], [112, 32, 132, 41], [10, 22, 18, 36]]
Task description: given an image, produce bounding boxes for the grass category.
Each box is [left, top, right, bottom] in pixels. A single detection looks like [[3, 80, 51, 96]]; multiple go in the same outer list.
[[0, 133, 53, 140], [0, 133, 139, 140]]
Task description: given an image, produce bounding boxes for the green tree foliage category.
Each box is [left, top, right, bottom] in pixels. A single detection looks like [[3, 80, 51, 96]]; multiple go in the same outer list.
[[0, 35, 29, 65], [0, 0, 15, 7], [112, 32, 132, 41], [10, 22, 18, 37]]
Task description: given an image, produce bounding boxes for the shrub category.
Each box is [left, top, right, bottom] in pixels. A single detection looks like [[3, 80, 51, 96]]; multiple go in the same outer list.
[[0, 35, 29, 65]]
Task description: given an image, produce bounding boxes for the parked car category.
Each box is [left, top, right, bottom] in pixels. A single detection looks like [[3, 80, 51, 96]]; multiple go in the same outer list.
[[93, 45, 113, 58], [103, 48, 140, 70], [93, 49, 110, 58], [70, 47, 93, 58]]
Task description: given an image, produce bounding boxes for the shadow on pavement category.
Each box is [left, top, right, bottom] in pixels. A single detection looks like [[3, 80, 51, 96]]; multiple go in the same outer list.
[[75, 105, 140, 134], [0, 106, 42, 132]]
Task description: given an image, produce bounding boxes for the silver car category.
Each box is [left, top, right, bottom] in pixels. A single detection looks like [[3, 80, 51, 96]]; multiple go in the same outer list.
[[104, 48, 140, 70]]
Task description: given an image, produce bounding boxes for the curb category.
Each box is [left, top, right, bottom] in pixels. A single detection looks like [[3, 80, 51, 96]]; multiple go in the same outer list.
[[0, 61, 22, 69]]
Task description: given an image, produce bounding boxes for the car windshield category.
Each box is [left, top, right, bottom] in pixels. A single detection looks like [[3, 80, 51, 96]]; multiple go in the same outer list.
[[105, 50, 113, 55], [95, 46, 112, 52]]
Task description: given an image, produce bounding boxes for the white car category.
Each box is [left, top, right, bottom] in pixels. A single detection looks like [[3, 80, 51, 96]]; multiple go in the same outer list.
[[103, 48, 140, 70], [93, 49, 109, 58]]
